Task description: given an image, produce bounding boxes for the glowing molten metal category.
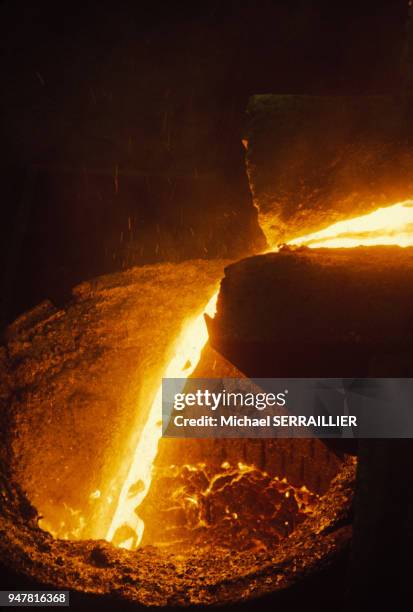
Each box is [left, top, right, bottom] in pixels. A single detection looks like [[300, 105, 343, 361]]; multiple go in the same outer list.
[[288, 200, 413, 249], [106, 293, 219, 548], [107, 199, 413, 549]]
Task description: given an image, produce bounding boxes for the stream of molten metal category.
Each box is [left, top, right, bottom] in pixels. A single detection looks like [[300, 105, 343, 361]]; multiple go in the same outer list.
[[106, 199, 413, 548], [106, 292, 219, 547], [288, 200, 413, 248]]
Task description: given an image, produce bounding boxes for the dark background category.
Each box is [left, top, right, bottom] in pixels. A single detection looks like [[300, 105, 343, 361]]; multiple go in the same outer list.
[[0, 0, 408, 329]]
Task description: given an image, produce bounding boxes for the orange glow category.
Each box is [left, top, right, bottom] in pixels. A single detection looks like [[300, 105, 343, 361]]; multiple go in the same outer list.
[[137, 461, 319, 551], [287, 200, 413, 249], [107, 199, 413, 550], [106, 292, 219, 548]]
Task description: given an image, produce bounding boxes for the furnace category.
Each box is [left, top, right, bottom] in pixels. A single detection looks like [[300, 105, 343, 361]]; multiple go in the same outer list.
[[1, 94, 413, 609]]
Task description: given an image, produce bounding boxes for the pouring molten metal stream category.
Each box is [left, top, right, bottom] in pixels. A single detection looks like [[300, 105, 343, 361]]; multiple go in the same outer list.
[[106, 200, 413, 549]]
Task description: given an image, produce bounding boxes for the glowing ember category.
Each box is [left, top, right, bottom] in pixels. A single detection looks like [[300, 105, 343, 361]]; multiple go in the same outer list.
[[138, 461, 318, 552], [106, 292, 219, 549], [288, 200, 413, 249]]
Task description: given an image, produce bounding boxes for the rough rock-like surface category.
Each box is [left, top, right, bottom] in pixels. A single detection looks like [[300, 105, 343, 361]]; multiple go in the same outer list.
[[0, 258, 356, 606], [2, 260, 228, 540], [210, 246, 413, 377], [245, 95, 413, 246], [0, 256, 343, 542], [0, 457, 355, 607]]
